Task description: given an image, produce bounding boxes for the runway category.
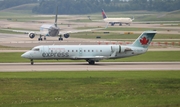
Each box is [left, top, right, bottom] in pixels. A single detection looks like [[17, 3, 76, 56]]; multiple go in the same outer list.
[[0, 62, 180, 72]]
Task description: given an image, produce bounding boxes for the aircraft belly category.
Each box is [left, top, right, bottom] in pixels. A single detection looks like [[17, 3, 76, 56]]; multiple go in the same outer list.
[[48, 29, 59, 36]]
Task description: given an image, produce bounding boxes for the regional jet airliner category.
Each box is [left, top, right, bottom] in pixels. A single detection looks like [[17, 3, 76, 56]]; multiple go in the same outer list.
[[21, 31, 156, 65]]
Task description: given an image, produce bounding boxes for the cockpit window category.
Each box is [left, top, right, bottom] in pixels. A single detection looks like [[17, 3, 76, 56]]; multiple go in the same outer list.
[[32, 48, 40, 51]]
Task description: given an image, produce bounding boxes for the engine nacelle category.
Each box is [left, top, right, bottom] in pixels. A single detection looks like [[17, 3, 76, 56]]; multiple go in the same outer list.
[[120, 46, 133, 53], [28, 32, 35, 39], [64, 33, 70, 38]]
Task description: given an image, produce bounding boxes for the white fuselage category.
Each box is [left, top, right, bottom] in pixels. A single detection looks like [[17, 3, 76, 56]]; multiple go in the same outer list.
[[21, 31, 156, 65], [103, 18, 132, 24], [22, 45, 147, 61]]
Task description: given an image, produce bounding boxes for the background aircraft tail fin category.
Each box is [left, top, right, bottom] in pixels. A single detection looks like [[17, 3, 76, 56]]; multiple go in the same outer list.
[[101, 9, 107, 19], [132, 31, 157, 48], [54, 6, 58, 27]]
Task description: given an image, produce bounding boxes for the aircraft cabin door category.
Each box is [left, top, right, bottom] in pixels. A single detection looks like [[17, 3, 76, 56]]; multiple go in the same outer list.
[[42, 46, 45, 53], [79, 48, 82, 56]]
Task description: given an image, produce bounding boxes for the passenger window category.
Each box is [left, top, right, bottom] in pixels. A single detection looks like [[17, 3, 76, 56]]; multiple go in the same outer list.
[[76, 50, 78, 52], [84, 50, 86, 52]]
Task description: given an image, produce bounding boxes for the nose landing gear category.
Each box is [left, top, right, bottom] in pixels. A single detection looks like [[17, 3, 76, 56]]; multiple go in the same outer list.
[[30, 59, 34, 65]]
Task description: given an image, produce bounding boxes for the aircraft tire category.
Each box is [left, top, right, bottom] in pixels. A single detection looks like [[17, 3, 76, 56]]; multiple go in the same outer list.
[[30, 59, 34, 65], [111, 23, 114, 26], [38, 38, 43, 41], [89, 61, 95, 65], [59, 38, 63, 41]]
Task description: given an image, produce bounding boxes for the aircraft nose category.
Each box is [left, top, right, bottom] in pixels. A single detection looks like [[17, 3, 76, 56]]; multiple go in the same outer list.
[[21, 52, 30, 59]]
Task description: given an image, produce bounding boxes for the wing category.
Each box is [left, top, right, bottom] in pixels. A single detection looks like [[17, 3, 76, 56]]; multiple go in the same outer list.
[[87, 16, 104, 22], [12, 30, 47, 35], [2, 29, 47, 35]]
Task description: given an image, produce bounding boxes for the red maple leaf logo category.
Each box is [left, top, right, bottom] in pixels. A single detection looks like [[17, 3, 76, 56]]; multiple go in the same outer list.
[[140, 37, 149, 45]]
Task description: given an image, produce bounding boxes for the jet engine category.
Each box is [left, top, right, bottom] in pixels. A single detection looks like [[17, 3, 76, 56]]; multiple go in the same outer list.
[[28, 32, 35, 39], [64, 33, 70, 38]]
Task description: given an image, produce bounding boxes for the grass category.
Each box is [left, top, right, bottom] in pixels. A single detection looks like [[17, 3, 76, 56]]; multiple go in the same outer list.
[[0, 45, 30, 50], [71, 32, 180, 40], [0, 71, 180, 107], [77, 26, 165, 31], [0, 51, 180, 63]]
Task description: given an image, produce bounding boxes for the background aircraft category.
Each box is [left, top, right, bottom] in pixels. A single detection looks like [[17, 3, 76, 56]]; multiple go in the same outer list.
[[21, 31, 156, 65], [11, 7, 107, 41], [101, 9, 134, 26]]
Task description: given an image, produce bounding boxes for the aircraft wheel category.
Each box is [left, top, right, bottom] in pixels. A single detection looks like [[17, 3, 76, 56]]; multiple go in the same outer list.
[[30, 59, 34, 65], [88, 61, 95, 65], [44, 38, 46, 40], [59, 38, 63, 41], [119, 23, 122, 26], [38, 38, 43, 41], [111, 23, 114, 26]]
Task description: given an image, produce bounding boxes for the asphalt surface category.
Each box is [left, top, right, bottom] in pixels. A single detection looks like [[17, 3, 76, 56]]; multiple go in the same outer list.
[[0, 62, 180, 72]]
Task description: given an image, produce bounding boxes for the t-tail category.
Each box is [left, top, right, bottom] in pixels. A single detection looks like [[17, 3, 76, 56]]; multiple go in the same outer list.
[[54, 6, 58, 27], [101, 9, 107, 19], [132, 31, 157, 48]]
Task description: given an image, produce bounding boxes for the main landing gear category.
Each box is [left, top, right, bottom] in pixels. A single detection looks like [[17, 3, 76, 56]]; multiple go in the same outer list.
[[38, 35, 45, 41], [59, 35, 63, 41], [111, 23, 115, 26], [87, 60, 95, 65], [30, 59, 34, 65]]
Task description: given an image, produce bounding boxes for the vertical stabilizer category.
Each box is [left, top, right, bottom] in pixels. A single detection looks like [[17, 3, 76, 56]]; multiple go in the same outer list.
[[101, 9, 107, 19], [54, 6, 58, 27], [132, 31, 157, 48]]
